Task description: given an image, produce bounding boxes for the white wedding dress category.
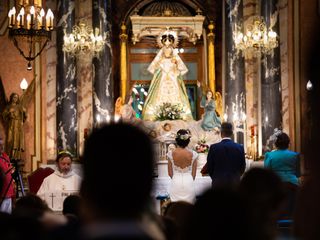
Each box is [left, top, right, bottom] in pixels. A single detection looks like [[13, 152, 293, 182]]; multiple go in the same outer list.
[[167, 150, 198, 204]]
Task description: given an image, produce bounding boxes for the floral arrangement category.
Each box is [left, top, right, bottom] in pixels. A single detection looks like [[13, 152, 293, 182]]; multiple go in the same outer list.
[[155, 102, 183, 121], [194, 138, 209, 153]]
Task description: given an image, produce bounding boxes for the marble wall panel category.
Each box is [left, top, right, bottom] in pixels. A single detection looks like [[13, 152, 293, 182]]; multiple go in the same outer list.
[[279, 0, 289, 135]]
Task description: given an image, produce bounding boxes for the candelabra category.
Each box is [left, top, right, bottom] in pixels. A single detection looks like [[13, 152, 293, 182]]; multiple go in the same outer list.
[[63, 23, 106, 57], [8, 1, 54, 70]]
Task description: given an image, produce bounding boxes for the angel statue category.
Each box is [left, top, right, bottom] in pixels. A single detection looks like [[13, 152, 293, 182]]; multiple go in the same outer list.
[[197, 81, 221, 132], [142, 28, 193, 121], [0, 77, 35, 160]]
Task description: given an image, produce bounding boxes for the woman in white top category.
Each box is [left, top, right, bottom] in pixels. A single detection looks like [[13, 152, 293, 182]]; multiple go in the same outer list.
[[167, 129, 198, 203]]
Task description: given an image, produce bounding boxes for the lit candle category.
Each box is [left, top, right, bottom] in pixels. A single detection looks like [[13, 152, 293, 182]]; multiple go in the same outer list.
[[19, 7, 25, 27], [26, 14, 31, 29], [40, 8, 45, 27], [30, 6, 35, 27], [49, 10, 54, 29], [45, 12, 49, 30], [12, 7, 16, 26], [8, 10, 12, 28], [46, 9, 54, 30], [17, 14, 21, 28], [46, 9, 53, 29]]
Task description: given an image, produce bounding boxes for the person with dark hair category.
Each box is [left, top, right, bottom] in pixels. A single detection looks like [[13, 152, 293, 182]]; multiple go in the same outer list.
[[0, 137, 15, 213], [264, 132, 300, 219], [80, 123, 158, 239], [239, 168, 286, 240], [205, 122, 246, 187], [167, 129, 198, 203], [183, 186, 249, 240], [264, 132, 300, 186], [12, 193, 50, 218], [37, 151, 82, 207], [62, 194, 81, 217]]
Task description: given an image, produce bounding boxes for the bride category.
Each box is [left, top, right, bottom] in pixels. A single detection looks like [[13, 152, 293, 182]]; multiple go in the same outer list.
[[167, 129, 198, 203], [142, 29, 193, 121]]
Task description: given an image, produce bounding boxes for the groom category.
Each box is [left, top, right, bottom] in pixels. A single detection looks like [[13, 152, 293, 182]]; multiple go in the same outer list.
[[206, 122, 246, 187]]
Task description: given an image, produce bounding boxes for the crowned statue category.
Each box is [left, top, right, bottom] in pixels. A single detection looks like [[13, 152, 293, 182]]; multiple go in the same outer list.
[[142, 29, 193, 121]]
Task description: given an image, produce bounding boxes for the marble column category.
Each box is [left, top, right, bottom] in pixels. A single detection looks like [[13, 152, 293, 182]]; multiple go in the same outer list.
[[224, 0, 246, 145], [56, 0, 77, 155], [260, 0, 282, 152], [243, 0, 259, 158], [92, 0, 114, 126], [77, 1, 93, 156]]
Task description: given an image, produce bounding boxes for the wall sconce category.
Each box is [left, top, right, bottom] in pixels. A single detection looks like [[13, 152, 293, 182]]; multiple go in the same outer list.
[[20, 78, 28, 91], [306, 80, 313, 91]]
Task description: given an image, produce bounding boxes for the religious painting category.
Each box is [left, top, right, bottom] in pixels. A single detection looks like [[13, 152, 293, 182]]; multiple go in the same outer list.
[[0, 1, 9, 35]]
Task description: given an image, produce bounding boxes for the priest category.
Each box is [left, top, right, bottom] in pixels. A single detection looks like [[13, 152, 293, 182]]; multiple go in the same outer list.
[[37, 151, 82, 208]]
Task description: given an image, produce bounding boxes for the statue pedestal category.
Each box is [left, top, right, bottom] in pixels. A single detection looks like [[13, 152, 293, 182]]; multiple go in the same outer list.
[[157, 160, 169, 178]]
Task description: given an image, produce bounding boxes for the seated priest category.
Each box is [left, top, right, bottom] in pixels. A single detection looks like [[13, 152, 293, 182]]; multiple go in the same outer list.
[[37, 151, 82, 210]]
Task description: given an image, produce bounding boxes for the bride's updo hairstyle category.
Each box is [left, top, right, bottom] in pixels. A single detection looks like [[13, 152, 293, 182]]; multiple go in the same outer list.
[[175, 129, 191, 148]]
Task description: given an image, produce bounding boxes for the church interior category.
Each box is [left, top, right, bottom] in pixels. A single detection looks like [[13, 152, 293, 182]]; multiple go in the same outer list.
[[0, 0, 320, 238]]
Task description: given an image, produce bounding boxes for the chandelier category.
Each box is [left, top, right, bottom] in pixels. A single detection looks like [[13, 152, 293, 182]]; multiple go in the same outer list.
[[63, 23, 106, 57], [8, 1, 54, 70], [233, 16, 278, 55]]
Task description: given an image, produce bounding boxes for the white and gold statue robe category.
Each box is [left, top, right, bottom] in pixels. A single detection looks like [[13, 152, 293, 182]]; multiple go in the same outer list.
[[142, 47, 193, 121]]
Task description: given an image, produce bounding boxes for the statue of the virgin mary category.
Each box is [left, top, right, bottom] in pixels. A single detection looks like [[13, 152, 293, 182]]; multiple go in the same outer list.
[[142, 29, 193, 121]]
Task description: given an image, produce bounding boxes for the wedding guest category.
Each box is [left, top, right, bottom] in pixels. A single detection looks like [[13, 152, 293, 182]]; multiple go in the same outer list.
[[264, 132, 300, 186], [183, 186, 249, 240], [240, 168, 286, 240], [264, 132, 300, 217], [80, 123, 160, 239]]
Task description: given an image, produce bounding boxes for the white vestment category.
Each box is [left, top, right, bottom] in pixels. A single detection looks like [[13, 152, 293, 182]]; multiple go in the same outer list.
[[37, 169, 82, 201]]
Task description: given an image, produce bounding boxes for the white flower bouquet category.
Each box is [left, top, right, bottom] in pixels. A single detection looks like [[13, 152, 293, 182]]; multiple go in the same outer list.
[[155, 102, 183, 121]]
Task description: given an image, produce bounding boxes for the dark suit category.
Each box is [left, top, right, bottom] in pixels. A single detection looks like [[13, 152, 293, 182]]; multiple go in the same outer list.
[[207, 138, 246, 186]]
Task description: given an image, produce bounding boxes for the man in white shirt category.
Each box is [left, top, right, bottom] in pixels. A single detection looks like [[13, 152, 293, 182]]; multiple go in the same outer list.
[[37, 151, 82, 209]]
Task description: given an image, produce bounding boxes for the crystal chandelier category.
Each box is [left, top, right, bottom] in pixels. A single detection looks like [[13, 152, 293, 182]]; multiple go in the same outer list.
[[233, 16, 278, 55], [8, 1, 54, 70], [63, 23, 106, 57]]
